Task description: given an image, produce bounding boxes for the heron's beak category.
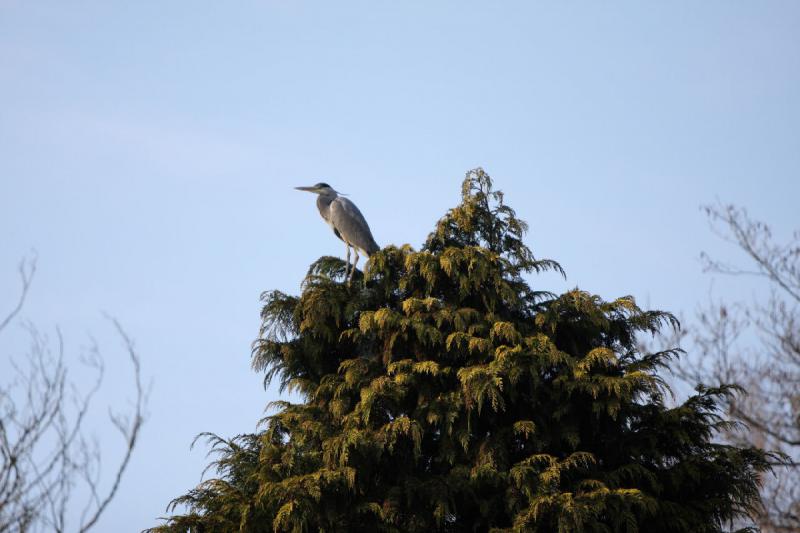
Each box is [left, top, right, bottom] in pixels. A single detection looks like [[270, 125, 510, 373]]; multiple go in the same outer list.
[[294, 186, 318, 193]]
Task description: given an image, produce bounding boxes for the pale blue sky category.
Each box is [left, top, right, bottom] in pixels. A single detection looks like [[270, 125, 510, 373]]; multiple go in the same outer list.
[[1, 1, 798, 530]]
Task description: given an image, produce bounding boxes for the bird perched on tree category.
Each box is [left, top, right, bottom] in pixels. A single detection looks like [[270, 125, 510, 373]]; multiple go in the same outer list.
[[295, 183, 380, 285]]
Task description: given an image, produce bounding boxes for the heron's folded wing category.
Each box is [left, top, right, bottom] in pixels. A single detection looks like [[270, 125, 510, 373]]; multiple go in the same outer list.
[[330, 197, 380, 255]]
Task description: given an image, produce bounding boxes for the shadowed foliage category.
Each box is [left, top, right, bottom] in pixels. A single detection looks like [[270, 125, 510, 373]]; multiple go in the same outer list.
[[148, 169, 771, 533]]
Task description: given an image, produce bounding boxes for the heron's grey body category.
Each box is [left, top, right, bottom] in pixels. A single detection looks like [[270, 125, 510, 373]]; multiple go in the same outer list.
[[316, 194, 380, 256], [296, 183, 379, 284]]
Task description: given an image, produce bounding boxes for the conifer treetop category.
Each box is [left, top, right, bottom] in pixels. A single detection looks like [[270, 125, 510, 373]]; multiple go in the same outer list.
[[149, 169, 772, 533]]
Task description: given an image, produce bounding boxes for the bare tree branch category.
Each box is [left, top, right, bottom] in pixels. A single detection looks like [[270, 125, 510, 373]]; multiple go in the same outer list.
[[78, 317, 146, 533], [701, 203, 800, 303], [674, 203, 800, 532], [1, 259, 148, 532], [0, 254, 36, 334]]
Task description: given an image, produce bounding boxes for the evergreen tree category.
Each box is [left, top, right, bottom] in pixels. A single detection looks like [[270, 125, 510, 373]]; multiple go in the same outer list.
[[149, 169, 771, 533]]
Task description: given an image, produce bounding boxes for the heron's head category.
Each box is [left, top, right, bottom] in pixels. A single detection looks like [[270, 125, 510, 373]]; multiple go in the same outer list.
[[294, 182, 338, 197]]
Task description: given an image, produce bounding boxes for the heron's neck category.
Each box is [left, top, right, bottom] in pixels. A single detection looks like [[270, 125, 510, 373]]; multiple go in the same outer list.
[[316, 194, 337, 222]]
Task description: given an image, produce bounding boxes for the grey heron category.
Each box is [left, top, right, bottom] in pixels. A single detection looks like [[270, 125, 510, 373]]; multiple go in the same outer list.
[[295, 183, 380, 284]]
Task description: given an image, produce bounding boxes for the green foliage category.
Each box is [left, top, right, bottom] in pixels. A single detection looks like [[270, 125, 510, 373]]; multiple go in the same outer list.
[[149, 169, 771, 533]]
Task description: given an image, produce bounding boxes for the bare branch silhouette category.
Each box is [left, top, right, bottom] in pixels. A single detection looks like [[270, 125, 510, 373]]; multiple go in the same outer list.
[[0, 257, 148, 532], [674, 203, 800, 532], [0, 254, 36, 333]]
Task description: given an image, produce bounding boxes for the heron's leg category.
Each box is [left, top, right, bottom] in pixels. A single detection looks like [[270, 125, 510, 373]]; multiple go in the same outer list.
[[350, 249, 360, 284], [344, 243, 351, 281]]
